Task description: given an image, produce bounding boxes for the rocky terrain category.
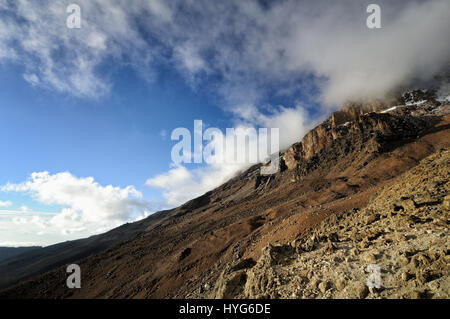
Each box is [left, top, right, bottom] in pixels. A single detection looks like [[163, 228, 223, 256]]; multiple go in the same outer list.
[[0, 247, 42, 263], [0, 90, 449, 299], [212, 148, 449, 299]]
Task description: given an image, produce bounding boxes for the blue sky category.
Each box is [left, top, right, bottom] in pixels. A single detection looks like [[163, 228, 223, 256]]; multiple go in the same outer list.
[[0, 0, 448, 246], [0, 62, 223, 195], [0, 53, 242, 246]]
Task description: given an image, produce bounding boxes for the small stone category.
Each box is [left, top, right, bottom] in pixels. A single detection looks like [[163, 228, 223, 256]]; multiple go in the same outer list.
[[363, 252, 377, 264], [417, 253, 431, 266], [409, 290, 424, 299], [328, 232, 339, 242], [336, 278, 347, 291], [354, 283, 369, 299], [399, 255, 409, 266], [302, 238, 316, 252], [399, 198, 415, 210], [401, 272, 411, 282], [416, 271, 431, 285], [409, 256, 420, 270], [318, 281, 330, 294], [350, 247, 359, 257], [427, 249, 440, 261], [443, 195, 450, 210], [365, 214, 380, 225], [310, 279, 319, 289], [333, 256, 342, 263], [290, 240, 298, 248], [325, 240, 337, 253], [359, 240, 370, 249]]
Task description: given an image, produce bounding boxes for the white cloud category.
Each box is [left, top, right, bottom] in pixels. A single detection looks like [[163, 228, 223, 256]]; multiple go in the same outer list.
[[146, 104, 314, 207], [146, 162, 244, 207], [20, 205, 31, 212], [159, 129, 168, 139], [0, 200, 12, 207], [0, 0, 148, 98], [1, 1, 448, 103], [23, 73, 40, 86], [230, 103, 315, 150], [1, 171, 152, 236], [174, 44, 207, 74], [279, 0, 450, 105], [146, 0, 173, 23]]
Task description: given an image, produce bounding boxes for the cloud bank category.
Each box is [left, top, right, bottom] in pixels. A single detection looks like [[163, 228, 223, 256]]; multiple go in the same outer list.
[[1, 172, 151, 237], [1, 0, 448, 103], [0, 200, 12, 207], [146, 103, 314, 206]]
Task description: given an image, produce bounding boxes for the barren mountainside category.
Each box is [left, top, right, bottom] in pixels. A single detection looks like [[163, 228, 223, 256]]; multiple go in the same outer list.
[[213, 148, 450, 299], [1, 91, 449, 299]]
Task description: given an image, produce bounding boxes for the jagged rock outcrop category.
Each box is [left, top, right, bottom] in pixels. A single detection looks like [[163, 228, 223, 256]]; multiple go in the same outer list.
[[283, 111, 429, 172], [282, 97, 447, 174]]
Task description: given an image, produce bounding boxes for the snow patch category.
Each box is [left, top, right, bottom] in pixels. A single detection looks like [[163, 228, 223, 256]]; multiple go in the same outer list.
[[380, 105, 402, 113], [405, 100, 426, 106], [436, 95, 450, 103]]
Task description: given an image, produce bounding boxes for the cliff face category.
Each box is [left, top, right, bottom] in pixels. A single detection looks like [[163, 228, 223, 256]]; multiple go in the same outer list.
[[1, 94, 449, 299], [282, 110, 430, 173], [283, 91, 447, 173]]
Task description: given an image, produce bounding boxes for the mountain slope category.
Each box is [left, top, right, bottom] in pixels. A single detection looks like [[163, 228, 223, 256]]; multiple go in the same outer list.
[[0, 247, 42, 263], [1, 96, 449, 299], [213, 148, 449, 299], [0, 209, 171, 290]]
